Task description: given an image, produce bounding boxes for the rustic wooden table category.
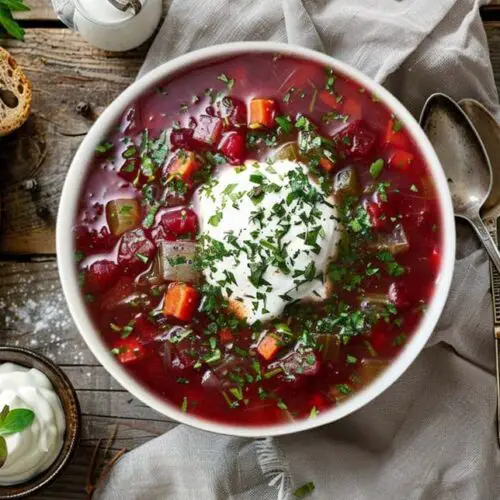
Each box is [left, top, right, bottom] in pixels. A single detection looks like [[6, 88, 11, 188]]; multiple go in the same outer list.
[[1, 1, 500, 498]]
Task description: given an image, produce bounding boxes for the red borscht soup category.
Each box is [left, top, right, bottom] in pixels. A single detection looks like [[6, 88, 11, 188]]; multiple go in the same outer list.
[[74, 53, 442, 426]]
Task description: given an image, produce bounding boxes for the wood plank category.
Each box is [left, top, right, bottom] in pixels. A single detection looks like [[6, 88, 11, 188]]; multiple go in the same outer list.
[[0, 29, 147, 255]]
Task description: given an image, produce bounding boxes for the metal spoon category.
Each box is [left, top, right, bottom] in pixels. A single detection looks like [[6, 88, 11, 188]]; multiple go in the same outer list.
[[420, 93, 500, 273], [459, 98, 500, 214]]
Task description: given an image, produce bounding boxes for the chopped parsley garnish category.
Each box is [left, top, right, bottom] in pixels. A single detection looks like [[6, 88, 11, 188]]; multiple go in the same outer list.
[[369, 159, 385, 179], [275, 115, 293, 134], [217, 73, 235, 89], [392, 118, 403, 132], [95, 142, 113, 153]]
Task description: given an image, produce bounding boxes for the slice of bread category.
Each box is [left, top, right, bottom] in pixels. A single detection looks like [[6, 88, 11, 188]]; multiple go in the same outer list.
[[0, 47, 31, 137]]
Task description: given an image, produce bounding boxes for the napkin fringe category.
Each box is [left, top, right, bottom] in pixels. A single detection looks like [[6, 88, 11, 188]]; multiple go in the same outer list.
[[256, 438, 292, 500]]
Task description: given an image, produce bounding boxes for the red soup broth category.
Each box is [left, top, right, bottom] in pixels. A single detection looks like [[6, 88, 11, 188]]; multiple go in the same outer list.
[[74, 53, 442, 426]]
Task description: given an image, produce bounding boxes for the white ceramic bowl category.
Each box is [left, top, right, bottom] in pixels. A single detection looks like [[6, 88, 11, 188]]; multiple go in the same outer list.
[[57, 42, 455, 437]]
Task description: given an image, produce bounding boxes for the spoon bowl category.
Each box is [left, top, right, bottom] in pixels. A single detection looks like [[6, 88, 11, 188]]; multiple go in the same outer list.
[[420, 93, 500, 272]]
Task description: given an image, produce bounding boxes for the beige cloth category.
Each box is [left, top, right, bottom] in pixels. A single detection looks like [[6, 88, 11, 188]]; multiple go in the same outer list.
[[95, 1, 500, 499]]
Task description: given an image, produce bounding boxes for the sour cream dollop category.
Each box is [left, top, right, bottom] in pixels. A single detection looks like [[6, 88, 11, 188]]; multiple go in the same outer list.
[[0, 363, 66, 485], [195, 159, 341, 323]]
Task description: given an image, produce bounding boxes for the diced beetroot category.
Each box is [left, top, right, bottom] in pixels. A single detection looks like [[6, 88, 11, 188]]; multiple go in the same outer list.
[[337, 120, 376, 160], [192, 115, 223, 146], [219, 130, 246, 165], [170, 128, 196, 151], [215, 96, 247, 127], [113, 337, 147, 364], [388, 282, 411, 309], [366, 201, 387, 231], [85, 259, 119, 293], [135, 314, 158, 345], [117, 228, 156, 272], [101, 277, 135, 311], [75, 225, 116, 252], [219, 328, 234, 344], [151, 207, 198, 243]]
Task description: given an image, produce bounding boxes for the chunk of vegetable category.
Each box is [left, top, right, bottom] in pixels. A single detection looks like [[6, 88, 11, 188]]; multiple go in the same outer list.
[[113, 338, 147, 364], [117, 228, 156, 272], [106, 198, 141, 237], [366, 201, 386, 230], [389, 149, 414, 170], [219, 130, 246, 165], [215, 96, 247, 126], [358, 359, 388, 383], [168, 151, 200, 182], [360, 293, 388, 314], [278, 350, 320, 378], [249, 98, 277, 129], [257, 333, 282, 361], [219, 328, 234, 344], [319, 157, 335, 172], [272, 142, 300, 162], [385, 118, 410, 149], [84, 259, 119, 293], [151, 207, 198, 242], [334, 166, 359, 195], [337, 120, 376, 160], [170, 128, 196, 151], [163, 282, 199, 321], [156, 240, 200, 284], [192, 115, 223, 145], [370, 224, 410, 254]]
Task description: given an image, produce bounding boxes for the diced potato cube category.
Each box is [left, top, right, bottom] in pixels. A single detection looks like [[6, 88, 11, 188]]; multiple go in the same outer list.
[[334, 166, 359, 196], [106, 198, 141, 237]]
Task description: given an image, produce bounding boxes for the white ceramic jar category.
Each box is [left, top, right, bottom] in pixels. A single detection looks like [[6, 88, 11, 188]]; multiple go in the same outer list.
[[73, 0, 162, 52]]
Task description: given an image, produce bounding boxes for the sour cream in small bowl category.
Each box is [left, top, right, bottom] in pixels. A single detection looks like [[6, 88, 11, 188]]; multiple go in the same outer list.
[[0, 348, 80, 499]]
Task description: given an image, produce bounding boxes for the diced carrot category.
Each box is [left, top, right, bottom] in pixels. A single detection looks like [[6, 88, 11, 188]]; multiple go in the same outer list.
[[106, 198, 141, 236], [219, 328, 234, 344], [168, 152, 199, 182], [113, 338, 147, 364], [319, 90, 342, 111], [163, 282, 199, 321], [343, 98, 362, 120], [319, 157, 335, 172], [389, 149, 414, 170], [249, 98, 277, 129], [385, 118, 410, 149], [257, 333, 282, 361]]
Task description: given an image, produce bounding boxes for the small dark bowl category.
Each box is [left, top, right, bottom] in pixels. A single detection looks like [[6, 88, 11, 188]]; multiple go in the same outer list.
[[0, 347, 81, 499]]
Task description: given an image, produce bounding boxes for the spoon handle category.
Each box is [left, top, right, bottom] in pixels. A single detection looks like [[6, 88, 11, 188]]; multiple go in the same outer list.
[[470, 215, 500, 273]]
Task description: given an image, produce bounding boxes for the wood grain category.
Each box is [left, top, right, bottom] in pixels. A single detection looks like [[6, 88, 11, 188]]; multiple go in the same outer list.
[[0, 259, 176, 499]]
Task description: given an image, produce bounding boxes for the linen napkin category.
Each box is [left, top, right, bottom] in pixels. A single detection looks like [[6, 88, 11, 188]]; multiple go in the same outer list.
[[95, 1, 500, 499]]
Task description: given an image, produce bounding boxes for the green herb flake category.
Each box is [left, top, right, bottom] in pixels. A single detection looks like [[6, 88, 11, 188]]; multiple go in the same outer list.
[[74, 251, 85, 263], [294, 482, 315, 498], [277, 399, 288, 410], [95, 142, 113, 154], [369, 159, 385, 179], [181, 396, 188, 413], [217, 73, 235, 89], [208, 211, 223, 227], [275, 115, 293, 134], [135, 252, 149, 264], [392, 118, 403, 132], [346, 354, 358, 364], [309, 406, 319, 419]]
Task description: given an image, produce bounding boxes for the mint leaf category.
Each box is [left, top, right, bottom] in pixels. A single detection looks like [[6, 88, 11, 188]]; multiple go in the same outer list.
[[0, 6, 25, 40], [0, 405, 9, 426], [0, 0, 30, 11], [0, 408, 35, 435]]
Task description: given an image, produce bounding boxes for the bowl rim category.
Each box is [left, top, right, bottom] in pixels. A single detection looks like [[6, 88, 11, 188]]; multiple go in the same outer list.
[[0, 347, 81, 498], [56, 41, 456, 438]]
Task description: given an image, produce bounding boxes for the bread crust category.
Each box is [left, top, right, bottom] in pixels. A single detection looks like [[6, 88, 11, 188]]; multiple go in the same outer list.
[[0, 47, 32, 136]]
